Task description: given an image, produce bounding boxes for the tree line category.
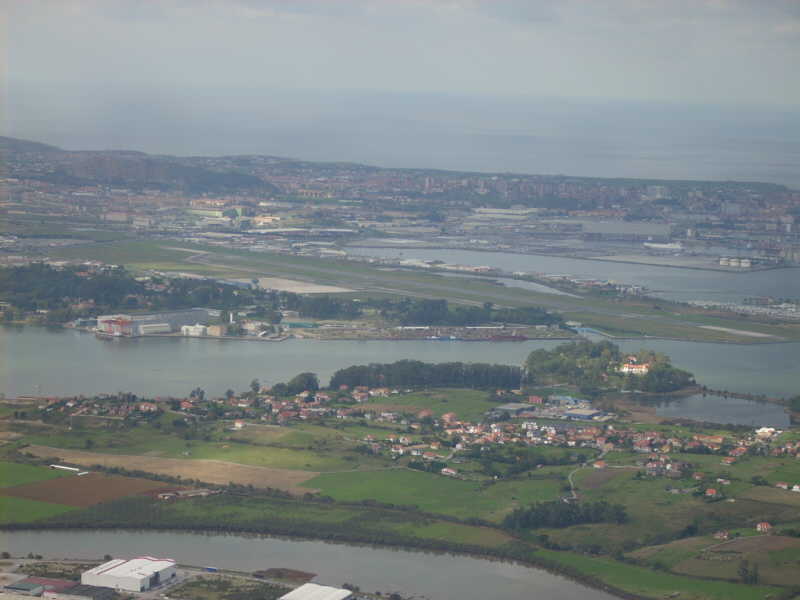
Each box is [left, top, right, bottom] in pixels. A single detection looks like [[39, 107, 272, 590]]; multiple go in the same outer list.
[[329, 360, 522, 389], [0, 264, 267, 315], [365, 297, 562, 326], [503, 500, 628, 531], [0, 263, 142, 312]]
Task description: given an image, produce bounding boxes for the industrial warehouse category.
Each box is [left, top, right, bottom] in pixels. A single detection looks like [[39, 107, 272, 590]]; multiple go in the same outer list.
[[3, 558, 355, 600], [81, 557, 176, 592], [95, 309, 210, 337], [278, 583, 352, 600]]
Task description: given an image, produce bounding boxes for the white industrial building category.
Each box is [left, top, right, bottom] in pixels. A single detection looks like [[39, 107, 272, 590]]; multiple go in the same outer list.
[[278, 583, 352, 600], [96, 309, 210, 338], [181, 323, 208, 337], [81, 557, 177, 592]]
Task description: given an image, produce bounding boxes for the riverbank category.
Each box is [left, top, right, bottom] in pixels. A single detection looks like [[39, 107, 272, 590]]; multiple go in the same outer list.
[[606, 385, 791, 426], [102, 328, 575, 343], [346, 243, 792, 273], [4, 326, 799, 399], [0, 521, 784, 600], [72, 320, 795, 346], [0, 529, 627, 600], [1, 555, 395, 600], [44, 239, 800, 343]]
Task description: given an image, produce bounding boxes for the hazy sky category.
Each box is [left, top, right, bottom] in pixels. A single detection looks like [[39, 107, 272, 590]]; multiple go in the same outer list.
[[4, 1, 800, 184], [8, 0, 800, 105]]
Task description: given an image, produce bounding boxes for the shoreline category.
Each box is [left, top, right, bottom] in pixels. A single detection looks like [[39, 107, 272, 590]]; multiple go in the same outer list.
[[0, 525, 647, 600], [84, 325, 579, 344], [346, 243, 794, 274], [68, 324, 798, 346]]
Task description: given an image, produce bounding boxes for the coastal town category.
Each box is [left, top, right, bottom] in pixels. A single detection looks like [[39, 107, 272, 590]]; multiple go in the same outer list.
[[3, 136, 800, 278], [23, 375, 800, 494]]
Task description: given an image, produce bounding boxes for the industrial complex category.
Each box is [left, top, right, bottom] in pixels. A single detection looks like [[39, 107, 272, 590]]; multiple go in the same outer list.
[[95, 309, 210, 337], [3, 558, 355, 600], [81, 557, 177, 592]]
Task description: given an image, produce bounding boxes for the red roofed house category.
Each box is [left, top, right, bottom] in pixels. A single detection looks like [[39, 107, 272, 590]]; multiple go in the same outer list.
[[756, 522, 772, 533], [620, 362, 649, 375]]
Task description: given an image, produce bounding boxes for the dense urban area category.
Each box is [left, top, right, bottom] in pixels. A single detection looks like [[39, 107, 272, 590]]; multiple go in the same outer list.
[[2, 136, 799, 267]]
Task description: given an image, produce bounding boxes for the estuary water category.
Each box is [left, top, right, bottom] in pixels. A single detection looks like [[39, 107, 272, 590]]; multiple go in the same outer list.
[[653, 394, 789, 427], [2, 530, 617, 600], [347, 247, 800, 304], [2, 326, 798, 408]]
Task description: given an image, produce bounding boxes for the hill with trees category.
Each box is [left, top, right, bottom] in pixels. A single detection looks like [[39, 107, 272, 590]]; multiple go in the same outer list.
[[524, 340, 694, 393]]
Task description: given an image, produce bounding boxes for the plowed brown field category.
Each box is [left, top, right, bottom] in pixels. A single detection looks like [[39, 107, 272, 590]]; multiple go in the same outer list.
[[2, 472, 164, 507], [24, 445, 318, 494]]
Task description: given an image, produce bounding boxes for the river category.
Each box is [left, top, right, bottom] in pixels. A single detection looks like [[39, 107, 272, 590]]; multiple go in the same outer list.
[[3, 326, 798, 415], [1, 530, 617, 600], [653, 393, 789, 427], [346, 246, 800, 304]]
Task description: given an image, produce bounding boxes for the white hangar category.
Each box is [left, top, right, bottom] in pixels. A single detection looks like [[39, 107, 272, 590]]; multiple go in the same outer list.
[[81, 556, 176, 592]]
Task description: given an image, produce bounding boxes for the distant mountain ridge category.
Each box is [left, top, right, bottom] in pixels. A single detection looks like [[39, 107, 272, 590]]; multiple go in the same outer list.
[[0, 135, 789, 194], [0, 136, 278, 195], [0, 136, 63, 154]]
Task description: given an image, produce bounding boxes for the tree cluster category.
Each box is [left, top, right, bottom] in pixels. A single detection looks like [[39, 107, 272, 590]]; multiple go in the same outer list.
[[639, 363, 694, 393], [365, 297, 561, 326], [503, 500, 628, 530], [284, 294, 362, 319], [330, 360, 522, 390], [408, 460, 447, 473], [524, 340, 694, 393], [0, 264, 268, 316], [0, 263, 142, 312]]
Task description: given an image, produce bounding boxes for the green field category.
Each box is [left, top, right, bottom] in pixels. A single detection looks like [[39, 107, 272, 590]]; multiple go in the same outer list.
[[0, 460, 70, 487], [534, 548, 782, 600], [630, 533, 800, 587], [0, 495, 76, 524], [44, 493, 514, 549], [628, 535, 715, 569], [360, 388, 497, 421], [304, 468, 563, 520], [20, 424, 391, 472]]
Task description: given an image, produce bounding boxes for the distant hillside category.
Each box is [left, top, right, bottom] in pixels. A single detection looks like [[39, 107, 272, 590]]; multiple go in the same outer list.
[[0, 136, 63, 154], [1, 135, 789, 196], [1, 136, 278, 195]]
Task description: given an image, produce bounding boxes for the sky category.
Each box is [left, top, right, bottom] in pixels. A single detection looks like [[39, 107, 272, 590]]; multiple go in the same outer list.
[[4, 0, 800, 184]]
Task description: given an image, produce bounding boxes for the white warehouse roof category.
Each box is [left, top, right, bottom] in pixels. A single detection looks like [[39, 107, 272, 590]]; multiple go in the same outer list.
[[83, 556, 176, 579], [278, 583, 352, 600]]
